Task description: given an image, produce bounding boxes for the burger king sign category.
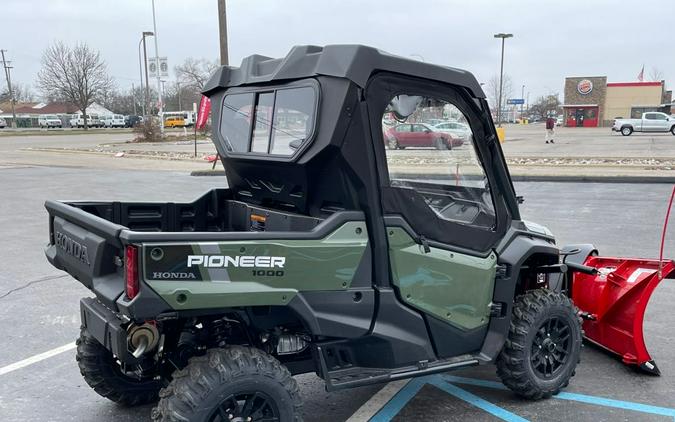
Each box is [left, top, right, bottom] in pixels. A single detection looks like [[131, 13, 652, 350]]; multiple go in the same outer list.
[[577, 79, 593, 95]]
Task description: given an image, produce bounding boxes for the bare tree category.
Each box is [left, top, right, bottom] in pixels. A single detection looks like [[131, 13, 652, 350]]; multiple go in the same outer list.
[[1, 83, 35, 103], [649, 67, 664, 82], [486, 74, 513, 121], [528, 94, 561, 119], [36, 42, 114, 129], [175, 58, 219, 90]]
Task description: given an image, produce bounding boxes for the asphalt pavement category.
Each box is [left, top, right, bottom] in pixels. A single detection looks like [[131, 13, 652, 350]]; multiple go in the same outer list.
[[1, 165, 674, 421]]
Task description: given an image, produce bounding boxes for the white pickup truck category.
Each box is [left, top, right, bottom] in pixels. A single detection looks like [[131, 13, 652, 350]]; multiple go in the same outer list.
[[612, 112, 675, 136]]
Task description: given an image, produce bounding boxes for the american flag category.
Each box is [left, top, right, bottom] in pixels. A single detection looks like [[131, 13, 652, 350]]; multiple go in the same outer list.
[[637, 65, 644, 82]]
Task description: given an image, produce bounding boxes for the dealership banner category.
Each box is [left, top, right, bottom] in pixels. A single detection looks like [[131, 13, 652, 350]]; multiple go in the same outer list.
[[196, 95, 211, 130]]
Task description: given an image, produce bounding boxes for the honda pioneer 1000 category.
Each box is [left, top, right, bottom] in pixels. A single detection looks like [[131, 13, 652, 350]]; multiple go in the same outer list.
[[47, 45, 653, 421]]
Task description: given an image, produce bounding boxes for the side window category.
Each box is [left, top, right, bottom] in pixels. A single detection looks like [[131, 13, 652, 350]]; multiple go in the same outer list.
[[654, 113, 667, 121], [250, 92, 275, 153], [382, 94, 495, 228], [270, 87, 315, 155], [220, 92, 255, 153]]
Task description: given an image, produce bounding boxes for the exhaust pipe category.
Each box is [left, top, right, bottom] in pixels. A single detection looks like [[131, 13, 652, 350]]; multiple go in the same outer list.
[[127, 323, 159, 358]]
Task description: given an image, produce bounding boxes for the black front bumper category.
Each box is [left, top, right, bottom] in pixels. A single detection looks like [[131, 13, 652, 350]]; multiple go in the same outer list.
[[80, 297, 138, 364]]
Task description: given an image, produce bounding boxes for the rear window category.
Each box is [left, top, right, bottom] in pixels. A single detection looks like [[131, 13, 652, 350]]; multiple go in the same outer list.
[[219, 86, 316, 157]]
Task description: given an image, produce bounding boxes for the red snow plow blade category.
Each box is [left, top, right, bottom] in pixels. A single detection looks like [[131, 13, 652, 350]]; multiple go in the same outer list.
[[571, 256, 675, 375]]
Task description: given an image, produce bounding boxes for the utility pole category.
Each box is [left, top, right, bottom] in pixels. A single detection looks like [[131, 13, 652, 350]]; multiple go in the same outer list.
[[177, 81, 182, 111], [1, 50, 18, 128], [151, 0, 164, 133], [218, 0, 229, 65], [521, 84, 525, 118], [493, 33, 513, 127]]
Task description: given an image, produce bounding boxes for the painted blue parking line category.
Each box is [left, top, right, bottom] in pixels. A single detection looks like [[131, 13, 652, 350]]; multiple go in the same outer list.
[[370, 375, 527, 422], [444, 374, 675, 420], [555, 392, 675, 419], [427, 377, 529, 422], [368, 378, 425, 422], [370, 374, 675, 421]]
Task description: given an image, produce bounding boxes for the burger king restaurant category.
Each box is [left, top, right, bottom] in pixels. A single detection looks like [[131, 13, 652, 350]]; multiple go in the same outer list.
[[562, 76, 672, 127]]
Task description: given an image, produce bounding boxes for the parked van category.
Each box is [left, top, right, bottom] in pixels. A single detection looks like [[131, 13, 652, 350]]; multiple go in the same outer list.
[[70, 113, 103, 128], [101, 114, 126, 128], [38, 114, 63, 128]]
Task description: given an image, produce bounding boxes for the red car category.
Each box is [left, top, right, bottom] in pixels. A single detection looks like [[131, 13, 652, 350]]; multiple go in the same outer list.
[[384, 123, 462, 150]]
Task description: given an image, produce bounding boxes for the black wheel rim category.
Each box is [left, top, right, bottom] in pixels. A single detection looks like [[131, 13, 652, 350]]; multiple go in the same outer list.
[[209, 391, 280, 422], [530, 316, 572, 379]]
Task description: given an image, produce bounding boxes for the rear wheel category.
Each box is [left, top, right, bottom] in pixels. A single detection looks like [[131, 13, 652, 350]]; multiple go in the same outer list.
[[152, 346, 302, 422], [497, 289, 582, 400], [76, 327, 163, 406], [621, 126, 633, 136], [387, 137, 399, 150], [670, 126, 675, 135]]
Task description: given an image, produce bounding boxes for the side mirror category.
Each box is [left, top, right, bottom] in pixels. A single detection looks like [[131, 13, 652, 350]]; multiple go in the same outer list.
[[424, 129, 431, 133], [289, 138, 304, 150]]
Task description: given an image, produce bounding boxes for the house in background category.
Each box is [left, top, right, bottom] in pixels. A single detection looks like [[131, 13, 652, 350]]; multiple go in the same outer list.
[[0, 101, 114, 127]]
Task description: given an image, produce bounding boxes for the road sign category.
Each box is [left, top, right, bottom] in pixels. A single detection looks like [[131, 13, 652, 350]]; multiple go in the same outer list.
[[507, 98, 525, 105]]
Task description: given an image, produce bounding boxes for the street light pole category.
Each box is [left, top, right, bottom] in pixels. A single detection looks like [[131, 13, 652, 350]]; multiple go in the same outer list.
[[142, 32, 154, 121], [137, 38, 146, 117], [151, 0, 164, 133], [521, 84, 525, 118], [494, 33, 513, 127], [132, 83, 137, 116]]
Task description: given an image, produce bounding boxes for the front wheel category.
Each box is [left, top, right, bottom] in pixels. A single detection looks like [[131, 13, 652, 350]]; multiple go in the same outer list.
[[76, 327, 163, 406], [621, 126, 633, 136], [670, 126, 675, 136], [497, 289, 582, 400], [152, 346, 302, 422]]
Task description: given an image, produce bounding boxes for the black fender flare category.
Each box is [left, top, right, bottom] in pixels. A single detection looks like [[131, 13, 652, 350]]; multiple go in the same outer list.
[[549, 243, 598, 292], [478, 230, 559, 362]]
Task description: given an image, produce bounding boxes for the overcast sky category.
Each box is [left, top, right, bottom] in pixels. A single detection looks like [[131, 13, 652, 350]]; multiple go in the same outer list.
[[1, 0, 673, 103]]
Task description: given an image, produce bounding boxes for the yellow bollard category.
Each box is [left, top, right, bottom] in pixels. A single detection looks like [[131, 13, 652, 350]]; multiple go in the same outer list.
[[496, 127, 505, 143]]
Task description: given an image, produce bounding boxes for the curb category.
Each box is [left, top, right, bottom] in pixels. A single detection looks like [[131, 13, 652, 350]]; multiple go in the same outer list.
[[191, 170, 226, 176]]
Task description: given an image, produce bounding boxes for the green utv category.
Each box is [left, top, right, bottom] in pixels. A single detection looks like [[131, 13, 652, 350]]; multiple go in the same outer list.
[[45, 45, 584, 421]]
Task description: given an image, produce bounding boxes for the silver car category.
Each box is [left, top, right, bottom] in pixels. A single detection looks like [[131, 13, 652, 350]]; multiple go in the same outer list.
[[0, 117, 6, 128], [433, 121, 471, 141]]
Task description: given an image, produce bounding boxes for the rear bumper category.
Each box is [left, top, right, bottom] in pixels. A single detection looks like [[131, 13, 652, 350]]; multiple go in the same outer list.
[[80, 297, 138, 363]]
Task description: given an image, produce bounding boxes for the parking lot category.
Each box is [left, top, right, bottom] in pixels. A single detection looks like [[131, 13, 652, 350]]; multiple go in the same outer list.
[[1, 158, 675, 421]]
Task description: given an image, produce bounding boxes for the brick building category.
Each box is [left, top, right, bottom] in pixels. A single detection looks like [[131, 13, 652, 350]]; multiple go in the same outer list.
[[562, 77, 671, 127]]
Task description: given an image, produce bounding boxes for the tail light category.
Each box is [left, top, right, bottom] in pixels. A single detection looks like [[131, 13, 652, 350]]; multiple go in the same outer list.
[[125, 245, 139, 299]]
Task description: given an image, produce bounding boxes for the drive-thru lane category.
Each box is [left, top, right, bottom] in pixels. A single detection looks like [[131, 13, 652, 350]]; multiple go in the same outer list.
[[1, 165, 674, 421]]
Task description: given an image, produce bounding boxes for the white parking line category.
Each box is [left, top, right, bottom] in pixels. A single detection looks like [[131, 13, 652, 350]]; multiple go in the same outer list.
[[346, 379, 411, 422], [0, 342, 76, 376]]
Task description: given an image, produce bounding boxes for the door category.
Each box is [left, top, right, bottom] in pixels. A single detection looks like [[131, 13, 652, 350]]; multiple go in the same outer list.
[[393, 124, 412, 146], [410, 124, 431, 147], [643, 113, 668, 132], [368, 75, 506, 358], [575, 109, 585, 127]]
